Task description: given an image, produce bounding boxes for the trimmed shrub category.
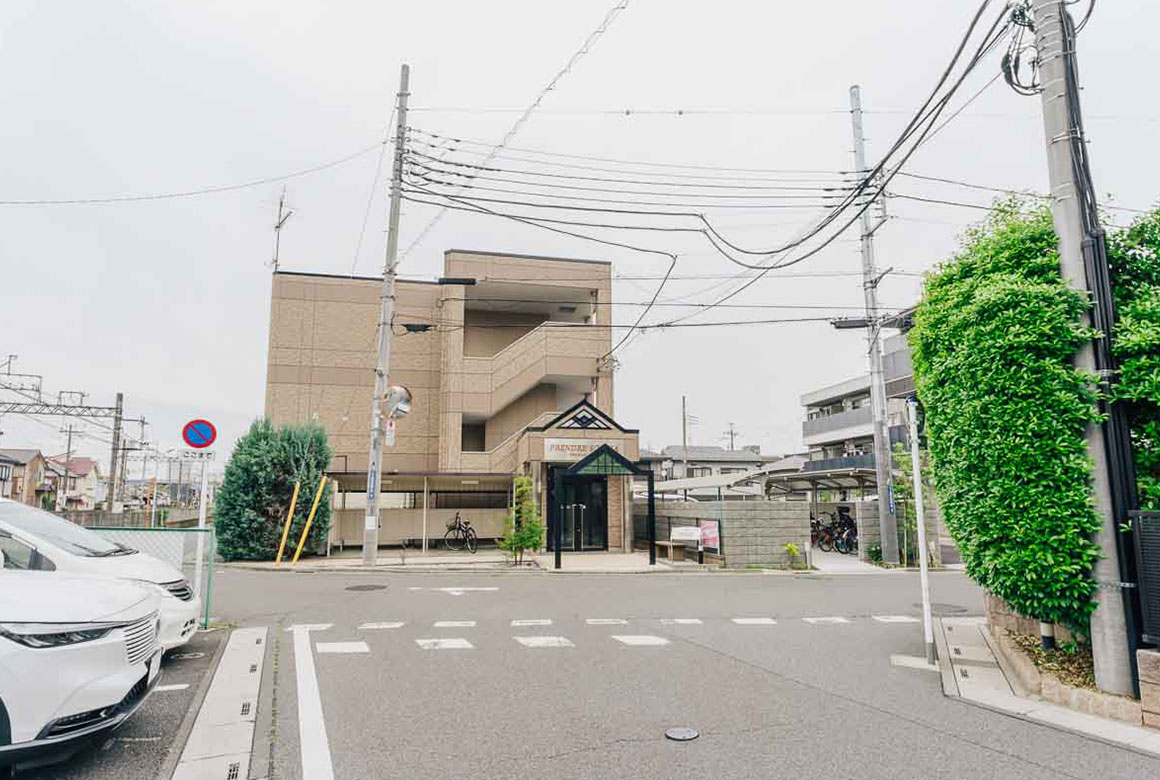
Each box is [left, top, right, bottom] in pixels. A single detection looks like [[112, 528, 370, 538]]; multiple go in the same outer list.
[[215, 419, 333, 561], [909, 202, 1103, 633]]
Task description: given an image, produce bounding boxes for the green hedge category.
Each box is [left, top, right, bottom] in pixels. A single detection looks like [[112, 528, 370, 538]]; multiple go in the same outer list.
[[910, 203, 1103, 632], [1107, 210, 1160, 509]]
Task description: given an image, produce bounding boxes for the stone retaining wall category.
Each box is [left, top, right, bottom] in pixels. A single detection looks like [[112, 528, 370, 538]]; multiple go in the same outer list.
[[634, 500, 809, 568]]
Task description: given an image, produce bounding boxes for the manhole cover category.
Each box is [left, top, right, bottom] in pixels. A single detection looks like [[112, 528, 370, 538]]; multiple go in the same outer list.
[[919, 602, 968, 615], [345, 584, 387, 592], [665, 728, 699, 742]]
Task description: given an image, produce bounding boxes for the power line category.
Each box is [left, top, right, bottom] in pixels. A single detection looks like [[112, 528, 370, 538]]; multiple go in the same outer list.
[[0, 142, 387, 207], [399, 0, 635, 262], [350, 107, 397, 276]]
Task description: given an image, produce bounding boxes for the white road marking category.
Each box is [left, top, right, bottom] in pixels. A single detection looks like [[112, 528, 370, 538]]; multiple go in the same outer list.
[[511, 619, 552, 627], [660, 618, 703, 625], [611, 635, 670, 646], [874, 615, 920, 624], [803, 617, 851, 625], [358, 621, 406, 630], [154, 683, 190, 692], [416, 638, 474, 650], [732, 618, 778, 625], [433, 620, 476, 628], [586, 618, 628, 626], [890, 654, 940, 672], [286, 624, 333, 632], [316, 642, 370, 654], [514, 635, 575, 648], [291, 626, 335, 780]]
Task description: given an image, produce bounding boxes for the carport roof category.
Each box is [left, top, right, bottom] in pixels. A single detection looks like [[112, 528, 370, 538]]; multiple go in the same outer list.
[[764, 467, 878, 494]]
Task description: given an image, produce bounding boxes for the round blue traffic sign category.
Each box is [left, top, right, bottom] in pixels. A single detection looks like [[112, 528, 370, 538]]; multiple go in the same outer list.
[[182, 419, 217, 449]]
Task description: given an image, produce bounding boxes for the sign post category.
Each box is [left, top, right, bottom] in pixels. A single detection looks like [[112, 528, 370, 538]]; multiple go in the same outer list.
[[182, 420, 217, 604]]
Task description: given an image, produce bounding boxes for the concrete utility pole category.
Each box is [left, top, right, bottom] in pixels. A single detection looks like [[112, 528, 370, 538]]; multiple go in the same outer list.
[[1031, 1, 1136, 695], [723, 422, 740, 451], [363, 63, 411, 566], [681, 396, 689, 478], [108, 392, 123, 511], [57, 423, 77, 512], [907, 399, 936, 665], [849, 84, 900, 564]]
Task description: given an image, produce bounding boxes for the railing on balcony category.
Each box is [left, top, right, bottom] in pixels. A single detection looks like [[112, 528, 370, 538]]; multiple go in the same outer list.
[[802, 454, 876, 472], [802, 406, 873, 439]]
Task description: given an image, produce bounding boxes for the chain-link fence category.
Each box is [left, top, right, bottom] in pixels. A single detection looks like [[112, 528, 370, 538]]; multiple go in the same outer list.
[[89, 526, 216, 627]]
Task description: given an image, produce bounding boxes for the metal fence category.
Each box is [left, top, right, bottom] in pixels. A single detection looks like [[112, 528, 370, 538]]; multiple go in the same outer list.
[[89, 526, 216, 628], [1131, 510, 1160, 645], [64, 508, 204, 528]]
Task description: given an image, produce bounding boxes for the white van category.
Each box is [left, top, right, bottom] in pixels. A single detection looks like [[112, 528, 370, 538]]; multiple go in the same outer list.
[[0, 499, 199, 650]]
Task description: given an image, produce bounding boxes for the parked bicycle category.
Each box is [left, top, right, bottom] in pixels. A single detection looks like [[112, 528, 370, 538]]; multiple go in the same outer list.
[[443, 511, 478, 553], [832, 506, 858, 555], [811, 512, 837, 552]]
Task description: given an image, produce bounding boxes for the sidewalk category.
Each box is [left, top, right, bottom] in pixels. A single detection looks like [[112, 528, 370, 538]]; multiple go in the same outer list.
[[227, 549, 511, 572], [933, 616, 1160, 756]]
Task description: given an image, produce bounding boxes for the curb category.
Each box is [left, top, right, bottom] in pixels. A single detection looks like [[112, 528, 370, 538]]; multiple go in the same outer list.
[[154, 628, 231, 780]]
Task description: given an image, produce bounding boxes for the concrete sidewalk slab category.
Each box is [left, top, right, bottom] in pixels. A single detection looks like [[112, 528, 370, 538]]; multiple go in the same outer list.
[[934, 617, 1160, 757]]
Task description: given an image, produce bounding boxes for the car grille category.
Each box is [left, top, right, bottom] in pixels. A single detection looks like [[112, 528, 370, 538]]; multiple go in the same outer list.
[[161, 579, 194, 601], [124, 613, 158, 666], [39, 672, 149, 739]]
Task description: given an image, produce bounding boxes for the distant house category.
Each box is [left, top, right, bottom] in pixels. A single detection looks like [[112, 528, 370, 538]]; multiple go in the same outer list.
[[0, 453, 18, 499], [0, 449, 51, 507], [47, 455, 104, 511], [657, 445, 766, 481]]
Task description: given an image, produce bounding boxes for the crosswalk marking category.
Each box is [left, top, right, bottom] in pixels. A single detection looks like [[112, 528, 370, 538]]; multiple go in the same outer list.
[[155, 683, 190, 692], [416, 638, 473, 650], [514, 636, 575, 648], [316, 642, 370, 654], [731, 618, 777, 626], [803, 617, 851, 625], [433, 620, 476, 628], [586, 618, 628, 626], [358, 621, 406, 630], [611, 635, 669, 646], [510, 619, 552, 627], [873, 615, 920, 624], [660, 618, 703, 625]]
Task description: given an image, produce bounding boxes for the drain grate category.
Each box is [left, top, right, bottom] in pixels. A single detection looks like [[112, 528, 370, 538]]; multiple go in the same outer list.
[[240, 701, 252, 716], [345, 584, 387, 592], [226, 761, 240, 780], [249, 663, 257, 673]]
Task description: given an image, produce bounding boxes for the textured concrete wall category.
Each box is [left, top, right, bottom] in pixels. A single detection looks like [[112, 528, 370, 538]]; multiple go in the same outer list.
[[633, 501, 809, 568], [463, 310, 547, 357]]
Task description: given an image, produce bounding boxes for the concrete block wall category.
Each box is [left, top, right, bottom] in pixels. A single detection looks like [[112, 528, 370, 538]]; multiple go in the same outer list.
[[633, 501, 809, 568], [1140, 649, 1160, 730]]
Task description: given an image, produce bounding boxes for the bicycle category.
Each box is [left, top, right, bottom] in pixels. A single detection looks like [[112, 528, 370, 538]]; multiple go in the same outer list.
[[811, 512, 836, 552], [443, 511, 478, 553]]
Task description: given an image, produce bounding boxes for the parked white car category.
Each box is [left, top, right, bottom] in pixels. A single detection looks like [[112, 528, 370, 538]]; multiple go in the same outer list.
[[0, 498, 200, 650], [0, 570, 162, 773]]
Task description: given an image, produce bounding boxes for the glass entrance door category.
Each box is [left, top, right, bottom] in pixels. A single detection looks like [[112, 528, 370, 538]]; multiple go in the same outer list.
[[560, 477, 607, 551]]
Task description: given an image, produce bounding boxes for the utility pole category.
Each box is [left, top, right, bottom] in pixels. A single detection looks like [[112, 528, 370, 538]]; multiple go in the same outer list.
[[363, 63, 411, 566], [849, 84, 900, 565], [1031, 1, 1139, 695], [723, 422, 740, 451], [272, 188, 294, 272], [108, 392, 123, 511], [681, 396, 689, 478], [57, 423, 77, 512], [907, 398, 936, 665]]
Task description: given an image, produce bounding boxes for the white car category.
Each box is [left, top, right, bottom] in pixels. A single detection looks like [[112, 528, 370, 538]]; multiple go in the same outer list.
[[0, 570, 163, 772], [0, 499, 200, 650]]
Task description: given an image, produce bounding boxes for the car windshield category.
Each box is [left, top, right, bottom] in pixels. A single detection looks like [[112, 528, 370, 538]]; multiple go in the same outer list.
[[0, 502, 137, 558]]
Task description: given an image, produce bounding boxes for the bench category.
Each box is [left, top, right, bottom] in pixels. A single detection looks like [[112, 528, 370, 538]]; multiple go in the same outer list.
[[656, 526, 702, 561]]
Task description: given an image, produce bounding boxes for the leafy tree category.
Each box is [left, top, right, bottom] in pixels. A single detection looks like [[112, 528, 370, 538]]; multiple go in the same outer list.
[[215, 419, 333, 561], [498, 476, 542, 565]]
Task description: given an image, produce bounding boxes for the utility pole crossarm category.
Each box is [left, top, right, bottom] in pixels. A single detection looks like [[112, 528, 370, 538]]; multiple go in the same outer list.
[[0, 401, 118, 417]]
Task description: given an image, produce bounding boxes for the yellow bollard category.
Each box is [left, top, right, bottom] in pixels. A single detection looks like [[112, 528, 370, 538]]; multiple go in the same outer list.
[[291, 476, 328, 564], [274, 481, 301, 564]]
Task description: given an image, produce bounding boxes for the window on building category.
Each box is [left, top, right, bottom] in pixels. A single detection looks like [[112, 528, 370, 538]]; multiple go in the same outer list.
[[689, 467, 712, 478], [720, 468, 746, 475]]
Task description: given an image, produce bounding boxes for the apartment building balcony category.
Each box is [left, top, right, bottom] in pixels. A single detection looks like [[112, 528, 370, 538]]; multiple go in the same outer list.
[[802, 406, 873, 447], [802, 453, 876, 472], [460, 322, 605, 418]]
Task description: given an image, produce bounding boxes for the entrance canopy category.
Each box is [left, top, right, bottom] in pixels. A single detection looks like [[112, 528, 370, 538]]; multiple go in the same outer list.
[[567, 444, 650, 477]]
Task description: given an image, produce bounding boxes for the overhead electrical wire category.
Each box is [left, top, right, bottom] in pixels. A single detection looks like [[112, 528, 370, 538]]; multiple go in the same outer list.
[[399, 0, 636, 262]]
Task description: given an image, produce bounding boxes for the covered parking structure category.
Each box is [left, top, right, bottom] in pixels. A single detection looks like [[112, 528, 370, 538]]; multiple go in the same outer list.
[[765, 465, 882, 561]]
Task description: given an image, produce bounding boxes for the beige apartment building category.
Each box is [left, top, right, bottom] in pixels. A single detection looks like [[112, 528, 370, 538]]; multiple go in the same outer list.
[[264, 249, 649, 554]]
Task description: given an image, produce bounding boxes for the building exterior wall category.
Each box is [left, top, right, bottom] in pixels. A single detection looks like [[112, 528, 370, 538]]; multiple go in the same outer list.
[[634, 501, 810, 568], [266, 250, 638, 553]]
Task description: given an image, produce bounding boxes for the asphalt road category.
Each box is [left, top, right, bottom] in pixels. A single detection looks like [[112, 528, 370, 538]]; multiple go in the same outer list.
[[17, 628, 224, 780], [210, 567, 1160, 780]]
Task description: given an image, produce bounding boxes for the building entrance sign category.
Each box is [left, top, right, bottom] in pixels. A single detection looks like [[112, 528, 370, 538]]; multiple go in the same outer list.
[[544, 438, 622, 462]]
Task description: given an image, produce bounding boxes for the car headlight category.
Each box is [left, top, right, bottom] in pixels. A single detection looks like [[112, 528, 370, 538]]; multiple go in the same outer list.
[[0, 622, 120, 648]]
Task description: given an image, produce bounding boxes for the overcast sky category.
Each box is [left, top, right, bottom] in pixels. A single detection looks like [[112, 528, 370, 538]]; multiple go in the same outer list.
[[1, 0, 1157, 474]]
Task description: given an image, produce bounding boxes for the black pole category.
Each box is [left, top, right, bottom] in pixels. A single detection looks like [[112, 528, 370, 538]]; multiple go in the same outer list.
[[647, 472, 656, 565], [554, 470, 563, 570]]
